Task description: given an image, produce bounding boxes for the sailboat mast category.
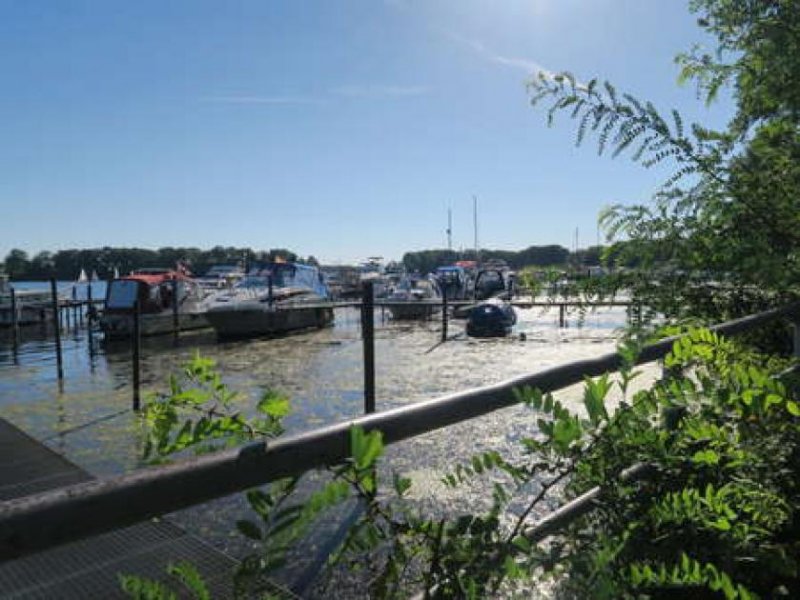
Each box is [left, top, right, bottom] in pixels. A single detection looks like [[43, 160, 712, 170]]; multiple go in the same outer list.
[[447, 207, 453, 252], [473, 195, 479, 264]]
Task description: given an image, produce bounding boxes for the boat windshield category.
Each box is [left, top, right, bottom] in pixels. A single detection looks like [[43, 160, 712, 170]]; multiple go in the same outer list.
[[236, 276, 271, 289]]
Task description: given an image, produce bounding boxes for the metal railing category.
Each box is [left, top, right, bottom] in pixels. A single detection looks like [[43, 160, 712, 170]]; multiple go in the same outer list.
[[0, 302, 797, 561]]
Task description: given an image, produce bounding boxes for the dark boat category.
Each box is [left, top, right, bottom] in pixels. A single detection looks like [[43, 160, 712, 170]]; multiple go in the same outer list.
[[466, 298, 517, 338]]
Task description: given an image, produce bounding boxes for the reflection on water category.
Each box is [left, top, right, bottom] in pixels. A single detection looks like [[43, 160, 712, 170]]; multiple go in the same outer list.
[[0, 304, 636, 592]]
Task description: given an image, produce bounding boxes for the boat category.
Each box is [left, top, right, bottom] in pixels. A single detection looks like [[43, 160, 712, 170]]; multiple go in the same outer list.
[[473, 267, 513, 300], [466, 297, 517, 337], [0, 272, 57, 326], [196, 264, 246, 290], [204, 262, 333, 339], [358, 258, 391, 298], [386, 274, 442, 320], [435, 265, 469, 300], [99, 269, 210, 339]]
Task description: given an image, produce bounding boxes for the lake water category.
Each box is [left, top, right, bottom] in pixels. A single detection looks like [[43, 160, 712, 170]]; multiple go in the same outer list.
[[0, 296, 648, 595]]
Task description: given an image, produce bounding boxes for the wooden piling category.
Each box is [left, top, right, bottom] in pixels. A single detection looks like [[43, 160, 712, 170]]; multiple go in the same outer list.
[[86, 286, 95, 361], [441, 285, 448, 342], [132, 300, 141, 411], [361, 281, 375, 414], [10, 287, 18, 335], [49, 279, 64, 381], [172, 278, 179, 342]]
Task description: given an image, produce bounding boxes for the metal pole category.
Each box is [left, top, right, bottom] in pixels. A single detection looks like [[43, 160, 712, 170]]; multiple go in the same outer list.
[[132, 300, 141, 411], [441, 284, 448, 342], [268, 273, 274, 307], [559, 304, 565, 328], [362, 281, 375, 414], [49, 279, 64, 381], [793, 318, 800, 358], [172, 278, 179, 342]]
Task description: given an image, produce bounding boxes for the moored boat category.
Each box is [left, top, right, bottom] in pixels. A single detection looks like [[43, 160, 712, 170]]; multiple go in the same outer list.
[[435, 265, 469, 300], [466, 297, 517, 337], [205, 262, 333, 339], [196, 264, 246, 290], [387, 274, 442, 320], [100, 269, 210, 339], [0, 272, 57, 326]]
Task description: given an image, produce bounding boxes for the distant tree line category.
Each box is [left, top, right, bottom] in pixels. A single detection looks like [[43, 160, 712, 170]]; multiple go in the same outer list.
[[0, 246, 319, 281], [2, 243, 617, 281], [401, 244, 606, 274]]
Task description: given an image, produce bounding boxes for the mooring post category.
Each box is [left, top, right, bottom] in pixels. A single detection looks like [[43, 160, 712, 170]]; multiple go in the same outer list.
[[559, 304, 566, 328], [10, 286, 19, 337], [86, 283, 95, 360], [172, 278, 179, 342], [49, 278, 64, 381], [132, 300, 141, 411], [362, 281, 375, 414], [441, 284, 448, 342]]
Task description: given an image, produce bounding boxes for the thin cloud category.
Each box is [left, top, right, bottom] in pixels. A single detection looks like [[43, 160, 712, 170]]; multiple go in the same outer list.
[[331, 84, 429, 98], [446, 31, 556, 80]]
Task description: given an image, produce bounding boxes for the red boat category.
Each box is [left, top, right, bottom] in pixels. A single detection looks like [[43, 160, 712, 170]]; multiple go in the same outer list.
[[100, 269, 210, 339]]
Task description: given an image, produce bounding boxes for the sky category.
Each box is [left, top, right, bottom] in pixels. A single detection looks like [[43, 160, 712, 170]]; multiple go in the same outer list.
[[0, 0, 734, 265]]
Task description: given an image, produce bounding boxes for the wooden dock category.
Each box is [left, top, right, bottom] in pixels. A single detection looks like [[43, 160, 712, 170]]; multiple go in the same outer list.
[[0, 418, 292, 599]]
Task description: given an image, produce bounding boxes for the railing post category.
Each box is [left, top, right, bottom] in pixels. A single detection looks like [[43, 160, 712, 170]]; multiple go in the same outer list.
[[132, 300, 141, 411], [362, 281, 375, 414], [49, 278, 64, 382]]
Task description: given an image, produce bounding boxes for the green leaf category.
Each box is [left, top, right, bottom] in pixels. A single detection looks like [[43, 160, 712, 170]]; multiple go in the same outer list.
[[235, 519, 263, 541], [258, 391, 290, 418]]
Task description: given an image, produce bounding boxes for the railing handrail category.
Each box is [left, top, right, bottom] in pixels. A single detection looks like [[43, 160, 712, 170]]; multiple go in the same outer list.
[[0, 302, 797, 561]]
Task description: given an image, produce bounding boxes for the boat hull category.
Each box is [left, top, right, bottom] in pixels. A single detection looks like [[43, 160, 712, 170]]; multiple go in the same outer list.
[[206, 303, 334, 339], [0, 304, 53, 326], [388, 302, 439, 320], [100, 312, 210, 339]]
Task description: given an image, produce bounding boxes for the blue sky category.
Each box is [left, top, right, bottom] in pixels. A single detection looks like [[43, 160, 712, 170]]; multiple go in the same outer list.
[[0, 0, 733, 264]]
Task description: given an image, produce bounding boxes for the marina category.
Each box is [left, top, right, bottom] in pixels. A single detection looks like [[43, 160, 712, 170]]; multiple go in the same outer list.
[[0, 288, 633, 594]]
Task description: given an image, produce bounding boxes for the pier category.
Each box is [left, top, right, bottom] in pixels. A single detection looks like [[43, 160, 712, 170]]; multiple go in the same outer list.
[[0, 417, 295, 599]]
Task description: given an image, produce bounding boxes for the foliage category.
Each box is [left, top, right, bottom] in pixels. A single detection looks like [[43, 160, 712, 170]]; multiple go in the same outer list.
[[120, 562, 210, 600], [401, 244, 572, 274], [527, 0, 800, 324], [1, 245, 316, 281], [140, 353, 288, 462]]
